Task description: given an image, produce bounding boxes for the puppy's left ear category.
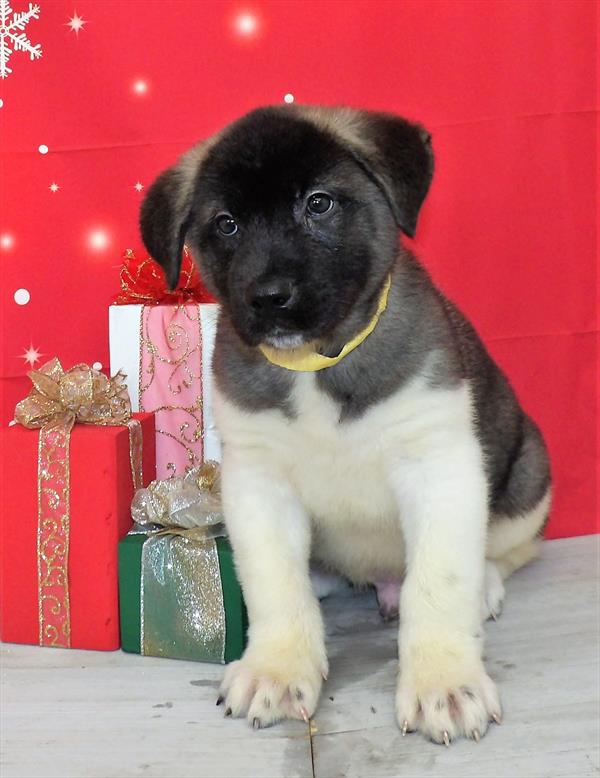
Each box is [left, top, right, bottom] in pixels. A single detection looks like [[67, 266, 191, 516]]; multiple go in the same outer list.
[[298, 106, 433, 238], [350, 112, 434, 238], [139, 141, 215, 289]]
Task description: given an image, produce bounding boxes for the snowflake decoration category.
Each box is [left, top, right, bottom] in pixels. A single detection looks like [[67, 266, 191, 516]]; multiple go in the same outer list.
[[0, 1, 42, 79]]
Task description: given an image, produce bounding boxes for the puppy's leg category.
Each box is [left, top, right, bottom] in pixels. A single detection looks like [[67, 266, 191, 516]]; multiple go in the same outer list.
[[392, 433, 501, 745], [482, 488, 551, 619], [481, 560, 505, 621], [218, 452, 327, 728]]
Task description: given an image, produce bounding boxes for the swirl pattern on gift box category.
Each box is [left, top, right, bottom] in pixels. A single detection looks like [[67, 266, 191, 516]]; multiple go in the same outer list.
[[37, 422, 72, 646], [15, 358, 143, 647], [139, 305, 204, 478]]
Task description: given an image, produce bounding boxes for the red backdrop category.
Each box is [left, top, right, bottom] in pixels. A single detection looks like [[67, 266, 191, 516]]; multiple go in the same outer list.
[[0, 0, 597, 538]]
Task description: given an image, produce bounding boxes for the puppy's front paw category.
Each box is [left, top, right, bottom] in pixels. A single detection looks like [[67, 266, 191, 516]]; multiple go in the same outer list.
[[396, 661, 501, 745], [218, 639, 327, 729]]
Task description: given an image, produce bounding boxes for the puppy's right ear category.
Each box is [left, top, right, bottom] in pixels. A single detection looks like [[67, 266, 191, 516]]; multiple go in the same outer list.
[[139, 141, 214, 290]]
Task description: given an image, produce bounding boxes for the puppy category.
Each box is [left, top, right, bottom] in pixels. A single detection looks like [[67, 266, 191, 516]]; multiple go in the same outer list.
[[140, 105, 551, 744]]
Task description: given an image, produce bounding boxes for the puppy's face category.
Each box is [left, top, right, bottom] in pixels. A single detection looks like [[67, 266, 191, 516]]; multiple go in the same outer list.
[[190, 117, 398, 347], [140, 106, 433, 348]]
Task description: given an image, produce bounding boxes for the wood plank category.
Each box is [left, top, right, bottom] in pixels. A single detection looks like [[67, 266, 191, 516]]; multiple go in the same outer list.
[[312, 536, 600, 777], [1, 647, 312, 778]]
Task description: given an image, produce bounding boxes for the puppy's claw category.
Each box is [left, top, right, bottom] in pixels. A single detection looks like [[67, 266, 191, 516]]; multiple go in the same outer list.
[[216, 695, 224, 707], [299, 706, 310, 723], [321, 670, 328, 681], [443, 731, 450, 747], [492, 712, 502, 725], [472, 729, 481, 743], [490, 611, 498, 622], [401, 719, 409, 736], [252, 717, 261, 730], [224, 707, 232, 718]]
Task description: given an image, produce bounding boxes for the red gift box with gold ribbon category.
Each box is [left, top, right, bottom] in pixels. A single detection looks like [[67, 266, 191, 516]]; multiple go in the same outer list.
[[0, 359, 155, 651]]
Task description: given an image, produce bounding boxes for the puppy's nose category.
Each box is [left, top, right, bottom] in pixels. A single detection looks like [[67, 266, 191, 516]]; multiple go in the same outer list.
[[247, 279, 296, 312]]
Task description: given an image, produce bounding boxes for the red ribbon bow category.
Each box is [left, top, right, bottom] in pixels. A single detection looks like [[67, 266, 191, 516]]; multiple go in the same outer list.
[[113, 247, 215, 305]]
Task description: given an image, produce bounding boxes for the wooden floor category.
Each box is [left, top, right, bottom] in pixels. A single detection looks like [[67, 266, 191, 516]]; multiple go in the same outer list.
[[2, 535, 598, 778]]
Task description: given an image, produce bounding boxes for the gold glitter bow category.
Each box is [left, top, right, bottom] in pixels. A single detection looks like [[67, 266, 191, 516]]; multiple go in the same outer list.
[[15, 358, 143, 649], [15, 357, 133, 431], [131, 461, 225, 541]]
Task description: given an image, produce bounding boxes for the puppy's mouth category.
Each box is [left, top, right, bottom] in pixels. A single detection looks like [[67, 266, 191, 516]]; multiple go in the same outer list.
[[261, 331, 307, 350]]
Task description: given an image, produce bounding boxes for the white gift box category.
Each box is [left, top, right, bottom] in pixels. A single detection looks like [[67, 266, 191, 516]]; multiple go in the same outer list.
[[109, 303, 221, 476]]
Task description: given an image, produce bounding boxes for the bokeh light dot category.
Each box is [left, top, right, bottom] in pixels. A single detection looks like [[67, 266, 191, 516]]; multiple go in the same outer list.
[[92, 361, 103, 371], [14, 288, 31, 305], [235, 12, 259, 36], [0, 99, 4, 109], [284, 93, 295, 104], [1, 233, 15, 249], [38, 144, 49, 154], [133, 79, 148, 95], [88, 229, 111, 251]]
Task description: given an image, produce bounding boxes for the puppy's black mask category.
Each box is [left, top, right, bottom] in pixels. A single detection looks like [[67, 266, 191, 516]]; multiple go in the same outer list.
[[140, 106, 433, 348]]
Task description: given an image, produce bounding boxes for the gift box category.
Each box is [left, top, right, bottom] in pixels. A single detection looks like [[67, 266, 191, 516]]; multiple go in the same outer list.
[[118, 463, 247, 663], [109, 249, 221, 478], [0, 360, 155, 651]]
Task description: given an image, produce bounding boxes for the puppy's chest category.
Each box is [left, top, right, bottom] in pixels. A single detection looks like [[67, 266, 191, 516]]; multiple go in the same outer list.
[[217, 371, 471, 526], [284, 375, 397, 525], [268, 372, 459, 527]]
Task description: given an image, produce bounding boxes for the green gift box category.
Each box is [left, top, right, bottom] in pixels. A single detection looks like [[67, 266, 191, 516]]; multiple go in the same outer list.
[[118, 463, 247, 663]]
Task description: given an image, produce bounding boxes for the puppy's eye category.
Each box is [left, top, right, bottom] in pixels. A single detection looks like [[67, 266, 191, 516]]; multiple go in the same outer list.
[[215, 214, 238, 236], [307, 193, 334, 216]]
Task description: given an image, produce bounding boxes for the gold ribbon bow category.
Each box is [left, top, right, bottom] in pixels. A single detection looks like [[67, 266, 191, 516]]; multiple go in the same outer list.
[[15, 358, 143, 648], [131, 461, 225, 541], [15, 357, 133, 431]]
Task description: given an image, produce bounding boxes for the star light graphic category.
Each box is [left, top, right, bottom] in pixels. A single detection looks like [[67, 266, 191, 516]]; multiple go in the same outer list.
[[66, 12, 87, 36], [49, 182, 60, 193], [134, 181, 144, 192], [20, 343, 44, 368]]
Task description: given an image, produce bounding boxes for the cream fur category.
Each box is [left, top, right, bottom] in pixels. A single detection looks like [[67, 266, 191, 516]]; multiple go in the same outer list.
[[487, 488, 551, 561], [215, 369, 543, 739]]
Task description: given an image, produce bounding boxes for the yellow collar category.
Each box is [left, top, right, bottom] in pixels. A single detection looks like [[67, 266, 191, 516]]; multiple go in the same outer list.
[[258, 275, 392, 372]]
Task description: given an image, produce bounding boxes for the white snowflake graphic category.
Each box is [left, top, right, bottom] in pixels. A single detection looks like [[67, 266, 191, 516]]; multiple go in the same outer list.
[[0, 1, 42, 79]]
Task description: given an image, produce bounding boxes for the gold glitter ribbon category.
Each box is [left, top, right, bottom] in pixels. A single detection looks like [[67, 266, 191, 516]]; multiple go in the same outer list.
[[15, 358, 144, 648], [131, 462, 228, 661]]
